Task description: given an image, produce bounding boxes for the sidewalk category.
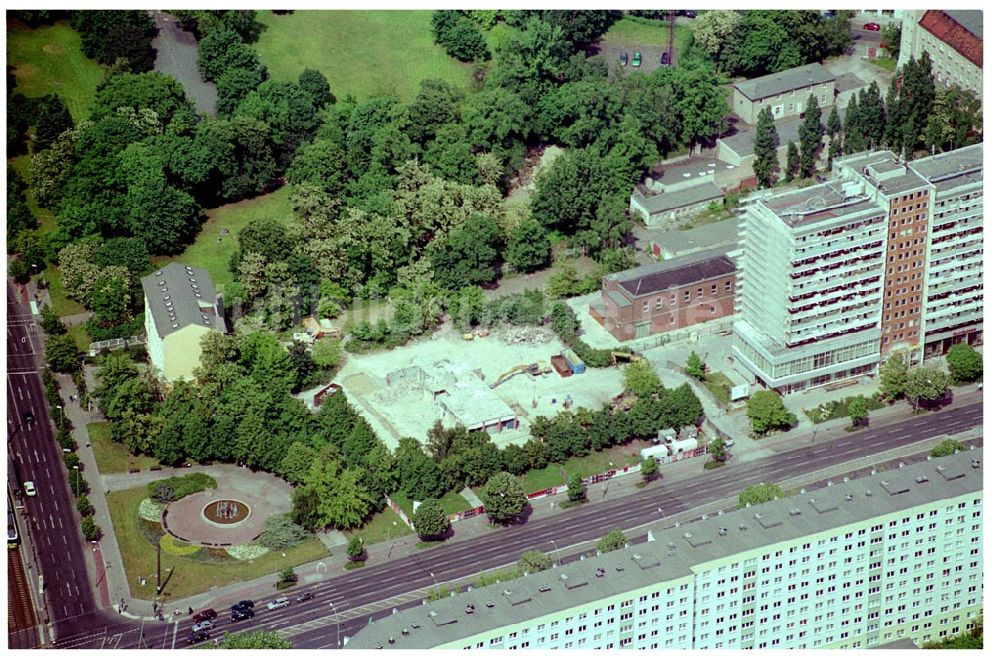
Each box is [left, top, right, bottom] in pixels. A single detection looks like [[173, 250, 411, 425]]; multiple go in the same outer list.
[[53, 373, 136, 618]]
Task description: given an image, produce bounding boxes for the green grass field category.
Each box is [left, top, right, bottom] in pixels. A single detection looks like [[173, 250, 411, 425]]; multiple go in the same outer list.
[[255, 10, 474, 101], [88, 421, 159, 475], [40, 265, 86, 316], [66, 322, 91, 353], [107, 486, 328, 601], [346, 506, 414, 547], [6, 19, 105, 122], [701, 372, 736, 407], [166, 185, 293, 290]]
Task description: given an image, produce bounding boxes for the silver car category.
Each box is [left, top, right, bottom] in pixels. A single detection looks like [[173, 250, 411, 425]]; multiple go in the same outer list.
[[193, 620, 215, 632]]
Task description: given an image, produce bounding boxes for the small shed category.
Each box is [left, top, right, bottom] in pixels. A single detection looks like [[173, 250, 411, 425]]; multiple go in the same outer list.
[[561, 348, 585, 374], [640, 444, 671, 462]]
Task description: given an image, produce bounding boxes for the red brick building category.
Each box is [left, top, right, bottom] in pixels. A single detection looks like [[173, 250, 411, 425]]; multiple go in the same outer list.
[[593, 249, 737, 341]]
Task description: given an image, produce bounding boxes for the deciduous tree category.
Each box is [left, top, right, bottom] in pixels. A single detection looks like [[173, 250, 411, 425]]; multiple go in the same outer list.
[[746, 390, 794, 435], [879, 353, 908, 401], [945, 343, 982, 382], [739, 482, 784, 506], [482, 472, 527, 523], [903, 367, 949, 411], [413, 498, 450, 540], [596, 528, 627, 553]]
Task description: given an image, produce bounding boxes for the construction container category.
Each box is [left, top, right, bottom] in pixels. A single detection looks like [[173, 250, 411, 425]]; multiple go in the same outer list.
[[550, 355, 572, 378], [561, 348, 585, 374]]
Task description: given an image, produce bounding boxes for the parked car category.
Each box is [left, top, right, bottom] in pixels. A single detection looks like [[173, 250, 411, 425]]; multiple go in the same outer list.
[[192, 608, 217, 623], [188, 631, 211, 645], [619, 50, 628, 66], [267, 596, 290, 610], [230, 600, 254, 612], [192, 620, 215, 632], [863, 22, 881, 31], [295, 591, 315, 603], [660, 51, 670, 65], [230, 607, 254, 622], [631, 51, 642, 67], [23, 411, 34, 424], [23, 481, 36, 497]]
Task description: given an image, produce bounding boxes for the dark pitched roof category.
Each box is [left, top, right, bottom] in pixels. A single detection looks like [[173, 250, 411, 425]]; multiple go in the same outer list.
[[607, 249, 736, 298], [919, 10, 982, 68], [732, 63, 835, 102], [141, 263, 226, 339]]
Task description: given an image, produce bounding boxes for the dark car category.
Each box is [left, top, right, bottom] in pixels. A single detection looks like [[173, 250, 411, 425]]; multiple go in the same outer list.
[[188, 631, 211, 645], [230, 600, 254, 612], [23, 411, 34, 424], [230, 607, 254, 622], [295, 591, 315, 603], [863, 22, 881, 31], [619, 50, 628, 66], [192, 609, 217, 623], [660, 51, 670, 65]]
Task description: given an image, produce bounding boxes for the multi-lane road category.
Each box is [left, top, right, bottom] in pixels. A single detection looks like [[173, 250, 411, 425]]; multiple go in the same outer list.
[[48, 393, 981, 650], [7, 283, 102, 647]]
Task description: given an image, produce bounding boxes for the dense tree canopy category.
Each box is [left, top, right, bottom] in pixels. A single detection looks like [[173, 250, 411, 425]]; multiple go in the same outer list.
[[71, 10, 157, 72]]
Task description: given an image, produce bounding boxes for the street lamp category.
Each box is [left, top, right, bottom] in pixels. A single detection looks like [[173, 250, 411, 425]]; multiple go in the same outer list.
[[56, 405, 64, 429], [386, 521, 398, 559], [329, 601, 341, 648], [73, 465, 80, 496], [657, 507, 668, 528]]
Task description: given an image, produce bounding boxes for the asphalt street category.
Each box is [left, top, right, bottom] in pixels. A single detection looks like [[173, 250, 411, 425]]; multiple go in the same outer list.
[[6, 283, 100, 645], [49, 396, 981, 650]]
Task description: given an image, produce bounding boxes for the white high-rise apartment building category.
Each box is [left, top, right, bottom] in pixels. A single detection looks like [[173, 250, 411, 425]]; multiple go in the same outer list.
[[732, 181, 888, 392], [346, 451, 983, 650]]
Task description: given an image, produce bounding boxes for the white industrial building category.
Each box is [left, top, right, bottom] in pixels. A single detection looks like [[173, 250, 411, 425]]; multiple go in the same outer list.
[[346, 450, 982, 650]]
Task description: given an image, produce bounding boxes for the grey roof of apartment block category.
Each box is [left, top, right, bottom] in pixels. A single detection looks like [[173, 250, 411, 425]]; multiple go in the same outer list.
[[732, 62, 835, 102], [759, 180, 884, 228], [140, 262, 225, 339], [346, 450, 982, 649], [605, 248, 736, 298]]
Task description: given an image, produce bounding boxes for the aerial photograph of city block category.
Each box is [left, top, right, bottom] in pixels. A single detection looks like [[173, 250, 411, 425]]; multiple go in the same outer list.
[[5, 4, 985, 653]]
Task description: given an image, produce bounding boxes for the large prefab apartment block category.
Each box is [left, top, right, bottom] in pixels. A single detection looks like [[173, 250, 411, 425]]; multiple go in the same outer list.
[[347, 450, 983, 650], [835, 144, 983, 363], [732, 181, 888, 393], [735, 144, 982, 392], [141, 263, 228, 384]]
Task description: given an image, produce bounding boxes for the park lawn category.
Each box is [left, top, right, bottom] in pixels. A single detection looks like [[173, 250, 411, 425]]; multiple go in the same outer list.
[[346, 506, 413, 547], [88, 422, 158, 475], [66, 323, 91, 353], [389, 491, 471, 521], [167, 185, 292, 290], [6, 19, 105, 122], [702, 372, 735, 407], [107, 486, 328, 601], [40, 265, 86, 316], [255, 10, 474, 101]]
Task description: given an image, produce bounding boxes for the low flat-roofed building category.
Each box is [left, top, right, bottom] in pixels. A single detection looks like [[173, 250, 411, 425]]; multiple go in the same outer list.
[[629, 154, 736, 227], [438, 373, 518, 434], [597, 248, 736, 341], [347, 449, 983, 650], [646, 218, 739, 261], [732, 62, 835, 124]]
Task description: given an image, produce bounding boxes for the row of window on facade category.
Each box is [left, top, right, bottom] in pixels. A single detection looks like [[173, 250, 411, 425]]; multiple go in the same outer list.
[[640, 281, 732, 312]]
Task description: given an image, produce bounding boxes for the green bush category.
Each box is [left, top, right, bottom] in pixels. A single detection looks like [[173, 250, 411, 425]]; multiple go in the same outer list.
[[146, 472, 217, 502], [81, 516, 101, 541], [76, 496, 93, 517]]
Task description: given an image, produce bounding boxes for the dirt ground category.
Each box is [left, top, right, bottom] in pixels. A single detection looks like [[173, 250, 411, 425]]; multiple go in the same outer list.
[[335, 327, 625, 450]]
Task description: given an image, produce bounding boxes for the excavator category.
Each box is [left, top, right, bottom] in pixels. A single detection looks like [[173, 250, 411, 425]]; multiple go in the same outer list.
[[490, 361, 552, 388], [611, 350, 641, 367]]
